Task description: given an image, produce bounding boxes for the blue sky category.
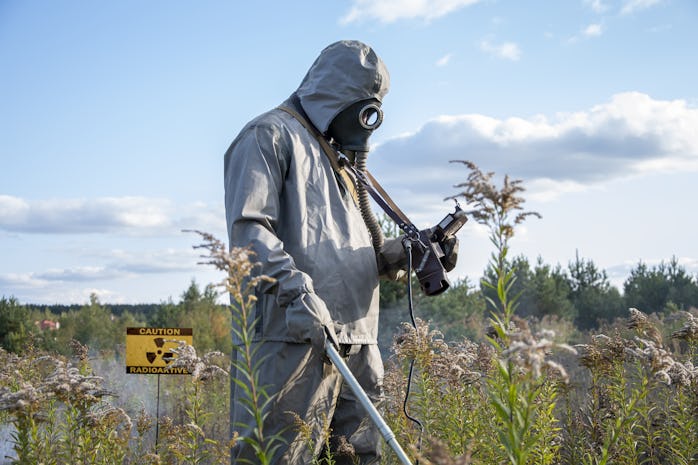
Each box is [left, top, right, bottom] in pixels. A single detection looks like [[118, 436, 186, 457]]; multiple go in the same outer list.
[[1, 0, 697, 305]]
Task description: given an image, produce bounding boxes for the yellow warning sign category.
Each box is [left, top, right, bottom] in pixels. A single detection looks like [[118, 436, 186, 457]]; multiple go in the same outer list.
[[125, 327, 193, 375]]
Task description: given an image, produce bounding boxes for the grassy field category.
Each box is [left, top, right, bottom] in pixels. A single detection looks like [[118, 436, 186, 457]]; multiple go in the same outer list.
[[2, 165, 696, 464]]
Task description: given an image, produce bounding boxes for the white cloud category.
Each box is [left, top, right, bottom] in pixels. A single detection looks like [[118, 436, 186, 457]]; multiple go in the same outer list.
[[585, 0, 608, 13], [37, 266, 126, 282], [0, 196, 168, 234], [107, 248, 200, 275], [480, 39, 522, 61], [0, 272, 50, 289], [0, 248, 199, 287], [369, 92, 698, 218], [0, 271, 134, 305], [621, 0, 663, 15], [435, 53, 453, 67], [340, 0, 482, 24], [583, 23, 603, 37], [0, 196, 225, 236], [0, 197, 226, 303], [0, 243, 222, 304], [525, 178, 589, 202], [566, 23, 604, 44]]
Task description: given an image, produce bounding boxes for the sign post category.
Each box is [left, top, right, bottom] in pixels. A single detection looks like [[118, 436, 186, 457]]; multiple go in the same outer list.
[[126, 327, 194, 447]]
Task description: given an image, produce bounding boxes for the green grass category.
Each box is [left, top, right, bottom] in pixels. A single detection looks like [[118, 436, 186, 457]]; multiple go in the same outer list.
[[2, 166, 697, 464]]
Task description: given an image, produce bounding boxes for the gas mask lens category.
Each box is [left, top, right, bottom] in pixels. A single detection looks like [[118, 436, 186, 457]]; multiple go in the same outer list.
[[359, 103, 383, 130]]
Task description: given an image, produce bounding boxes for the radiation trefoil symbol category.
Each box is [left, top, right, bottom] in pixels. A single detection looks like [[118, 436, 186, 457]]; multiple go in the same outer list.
[[145, 337, 175, 365]]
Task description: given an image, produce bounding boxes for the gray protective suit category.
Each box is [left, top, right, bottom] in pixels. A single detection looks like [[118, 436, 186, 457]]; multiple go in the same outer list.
[[224, 41, 405, 464]]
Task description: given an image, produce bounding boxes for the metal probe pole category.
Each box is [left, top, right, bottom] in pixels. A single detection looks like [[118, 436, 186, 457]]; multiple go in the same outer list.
[[325, 341, 414, 465]]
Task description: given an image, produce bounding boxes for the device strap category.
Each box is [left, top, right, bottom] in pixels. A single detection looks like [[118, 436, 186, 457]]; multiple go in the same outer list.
[[340, 161, 421, 241], [277, 104, 421, 241], [277, 105, 359, 205]]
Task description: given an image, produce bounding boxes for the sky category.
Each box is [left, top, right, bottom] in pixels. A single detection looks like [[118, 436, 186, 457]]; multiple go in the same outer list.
[[1, 0, 697, 305]]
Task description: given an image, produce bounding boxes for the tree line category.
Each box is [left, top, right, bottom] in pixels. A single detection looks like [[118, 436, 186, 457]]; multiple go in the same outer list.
[[2, 254, 698, 355], [0, 280, 231, 355], [381, 253, 698, 343]]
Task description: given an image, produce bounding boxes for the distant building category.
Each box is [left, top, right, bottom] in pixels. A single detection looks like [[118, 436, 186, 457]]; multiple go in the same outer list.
[[35, 319, 60, 331]]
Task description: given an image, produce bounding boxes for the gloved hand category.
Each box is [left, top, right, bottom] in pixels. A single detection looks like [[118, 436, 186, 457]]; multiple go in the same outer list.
[[285, 292, 340, 356], [439, 235, 459, 272], [377, 236, 408, 281]]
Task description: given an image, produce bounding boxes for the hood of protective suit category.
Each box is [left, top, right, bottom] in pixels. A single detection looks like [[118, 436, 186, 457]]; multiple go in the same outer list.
[[296, 40, 390, 135]]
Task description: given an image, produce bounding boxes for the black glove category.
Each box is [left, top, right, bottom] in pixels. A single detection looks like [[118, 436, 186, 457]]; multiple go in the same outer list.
[[439, 235, 459, 272]]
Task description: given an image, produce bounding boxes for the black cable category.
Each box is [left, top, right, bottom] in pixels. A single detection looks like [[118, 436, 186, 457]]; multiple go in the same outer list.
[[401, 239, 424, 462]]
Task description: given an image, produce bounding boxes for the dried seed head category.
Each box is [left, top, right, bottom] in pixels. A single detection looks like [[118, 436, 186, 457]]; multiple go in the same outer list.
[[577, 332, 631, 375], [476, 342, 496, 374], [166, 341, 228, 382], [334, 435, 357, 459], [136, 407, 154, 436], [141, 453, 162, 465], [624, 335, 692, 385], [446, 160, 540, 243], [501, 320, 576, 381], [70, 339, 90, 362], [627, 308, 662, 345], [0, 383, 43, 413], [391, 318, 446, 364], [185, 230, 276, 308], [666, 361, 696, 387], [285, 410, 321, 447], [429, 339, 483, 386], [672, 311, 698, 341], [417, 438, 472, 465]]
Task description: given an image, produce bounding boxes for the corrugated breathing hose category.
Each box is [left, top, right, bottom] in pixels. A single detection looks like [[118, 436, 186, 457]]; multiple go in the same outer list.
[[355, 151, 385, 254]]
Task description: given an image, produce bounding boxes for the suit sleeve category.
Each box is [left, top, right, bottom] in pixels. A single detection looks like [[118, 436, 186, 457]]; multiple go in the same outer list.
[[224, 121, 334, 336]]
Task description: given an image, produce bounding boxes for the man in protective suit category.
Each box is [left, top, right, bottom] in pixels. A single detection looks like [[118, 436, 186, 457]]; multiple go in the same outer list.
[[224, 40, 455, 464]]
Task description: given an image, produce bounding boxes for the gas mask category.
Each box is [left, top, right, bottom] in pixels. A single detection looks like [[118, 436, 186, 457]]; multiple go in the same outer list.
[[327, 98, 386, 253], [327, 98, 383, 156]]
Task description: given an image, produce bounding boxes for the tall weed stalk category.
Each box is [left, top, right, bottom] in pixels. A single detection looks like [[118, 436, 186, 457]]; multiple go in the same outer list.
[[450, 161, 571, 465], [570, 309, 698, 465], [0, 342, 131, 465], [158, 343, 230, 464], [189, 230, 284, 464]]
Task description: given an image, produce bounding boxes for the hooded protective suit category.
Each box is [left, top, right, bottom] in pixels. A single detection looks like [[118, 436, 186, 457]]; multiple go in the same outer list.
[[224, 40, 405, 465]]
